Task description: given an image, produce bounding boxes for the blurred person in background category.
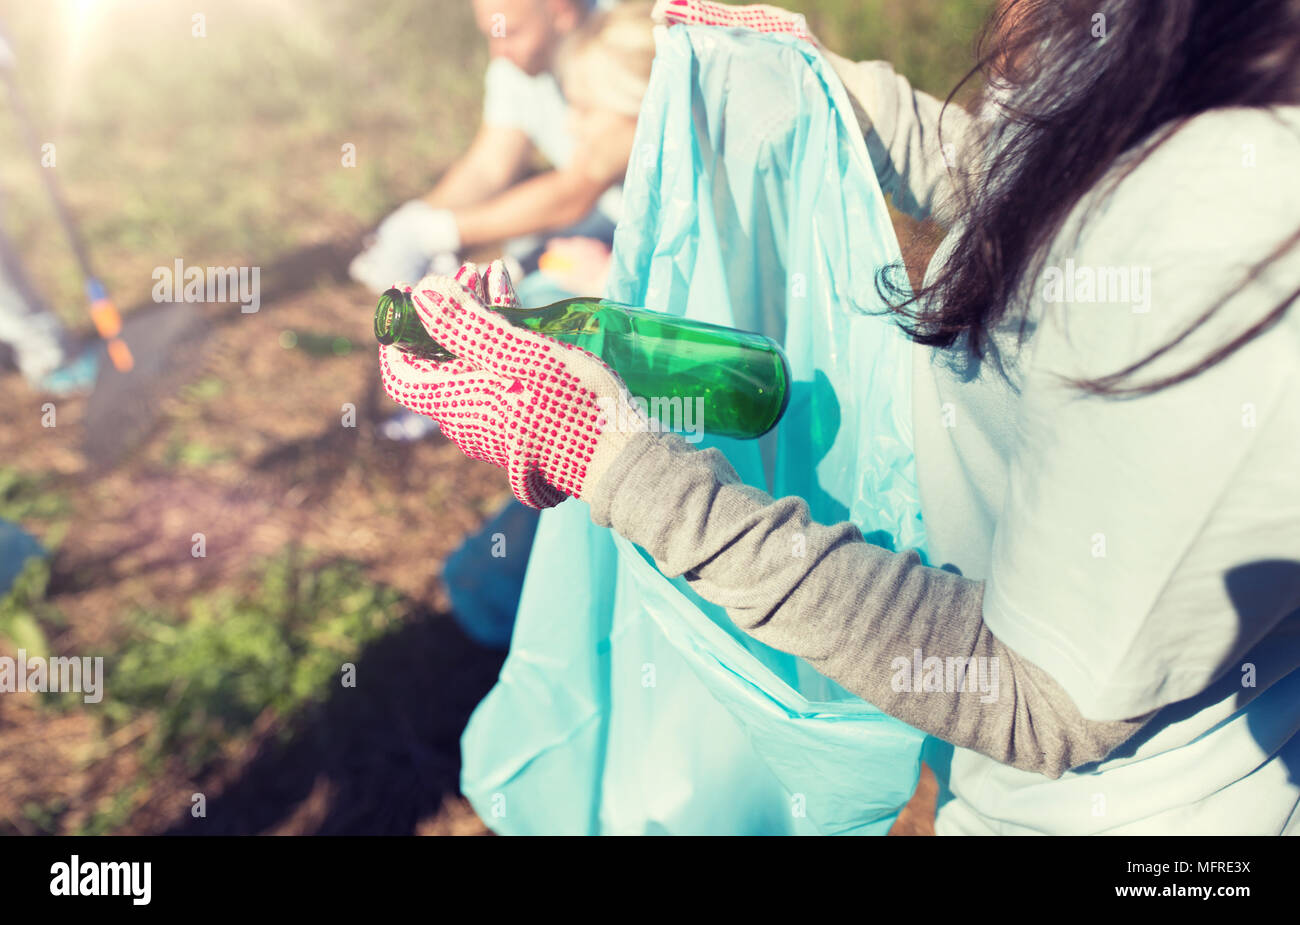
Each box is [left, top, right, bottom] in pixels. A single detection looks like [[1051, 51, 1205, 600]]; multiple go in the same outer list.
[[0, 222, 97, 396], [422, 1, 657, 651], [0, 27, 98, 397], [349, 0, 632, 299], [512, 0, 656, 304]]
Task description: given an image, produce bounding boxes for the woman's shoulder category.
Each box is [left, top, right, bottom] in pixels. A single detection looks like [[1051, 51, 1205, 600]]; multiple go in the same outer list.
[[1164, 104, 1300, 147], [1116, 105, 1300, 214], [1068, 105, 1300, 265]]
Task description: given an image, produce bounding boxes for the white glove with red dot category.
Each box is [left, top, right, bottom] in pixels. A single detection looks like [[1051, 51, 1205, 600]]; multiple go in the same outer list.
[[378, 260, 649, 509]]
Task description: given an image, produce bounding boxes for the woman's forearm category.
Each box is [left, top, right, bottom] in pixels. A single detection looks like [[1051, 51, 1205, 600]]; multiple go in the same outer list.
[[587, 431, 1155, 778], [452, 169, 607, 250]]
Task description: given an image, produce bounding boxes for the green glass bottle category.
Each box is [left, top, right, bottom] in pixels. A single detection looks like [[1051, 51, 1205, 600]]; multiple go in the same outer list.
[[375, 288, 790, 440]]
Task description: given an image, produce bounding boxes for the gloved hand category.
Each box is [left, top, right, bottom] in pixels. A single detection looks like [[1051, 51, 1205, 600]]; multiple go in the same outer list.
[[652, 0, 817, 41], [349, 200, 461, 294], [378, 259, 649, 509]]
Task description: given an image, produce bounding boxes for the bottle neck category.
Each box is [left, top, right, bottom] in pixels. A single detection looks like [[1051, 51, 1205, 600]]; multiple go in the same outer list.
[[375, 289, 456, 360], [375, 291, 612, 358]]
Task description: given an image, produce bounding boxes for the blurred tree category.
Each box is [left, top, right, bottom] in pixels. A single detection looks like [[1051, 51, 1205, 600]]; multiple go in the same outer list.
[[795, 0, 995, 99]]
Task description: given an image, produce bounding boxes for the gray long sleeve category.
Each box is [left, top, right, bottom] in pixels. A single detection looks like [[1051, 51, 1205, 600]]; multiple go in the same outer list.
[[586, 431, 1156, 779], [820, 50, 977, 226]]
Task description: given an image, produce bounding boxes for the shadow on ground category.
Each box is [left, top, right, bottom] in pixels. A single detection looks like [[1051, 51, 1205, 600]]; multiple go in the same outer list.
[[163, 605, 504, 836]]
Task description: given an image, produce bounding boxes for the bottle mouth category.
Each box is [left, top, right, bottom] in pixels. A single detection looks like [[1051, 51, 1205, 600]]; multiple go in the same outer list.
[[374, 288, 405, 346]]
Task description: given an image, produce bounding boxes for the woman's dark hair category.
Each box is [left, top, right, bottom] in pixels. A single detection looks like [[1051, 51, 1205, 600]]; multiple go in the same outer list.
[[882, 0, 1300, 395]]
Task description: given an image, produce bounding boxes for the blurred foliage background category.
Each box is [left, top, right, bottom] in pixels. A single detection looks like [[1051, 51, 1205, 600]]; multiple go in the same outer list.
[[0, 0, 992, 835], [0, 0, 991, 327]]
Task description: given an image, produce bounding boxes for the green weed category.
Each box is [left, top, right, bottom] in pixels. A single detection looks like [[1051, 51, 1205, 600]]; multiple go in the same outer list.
[[104, 552, 406, 771], [0, 468, 70, 523]]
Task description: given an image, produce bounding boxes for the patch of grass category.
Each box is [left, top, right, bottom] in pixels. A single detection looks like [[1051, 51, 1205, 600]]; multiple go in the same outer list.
[[180, 375, 227, 403], [0, 557, 83, 720], [278, 329, 355, 357], [0, 468, 71, 523], [104, 551, 406, 771], [0, 0, 485, 327], [21, 797, 70, 836], [72, 782, 144, 837], [793, 0, 996, 100], [0, 556, 65, 660], [162, 434, 237, 468]]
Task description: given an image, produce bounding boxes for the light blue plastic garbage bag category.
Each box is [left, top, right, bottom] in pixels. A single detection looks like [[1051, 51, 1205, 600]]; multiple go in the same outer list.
[[461, 25, 936, 834]]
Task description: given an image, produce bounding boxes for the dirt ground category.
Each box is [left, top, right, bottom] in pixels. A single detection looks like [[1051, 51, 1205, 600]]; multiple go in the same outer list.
[[0, 237, 509, 835]]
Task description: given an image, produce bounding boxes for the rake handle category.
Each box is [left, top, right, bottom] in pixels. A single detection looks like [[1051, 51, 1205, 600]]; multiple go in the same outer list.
[[1, 48, 133, 372]]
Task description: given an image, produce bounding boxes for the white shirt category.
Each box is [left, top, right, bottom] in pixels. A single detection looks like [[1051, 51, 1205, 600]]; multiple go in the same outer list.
[[483, 57, 575, 170], [482, 56, 623, 223], [911, 107, 1300, 835]]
